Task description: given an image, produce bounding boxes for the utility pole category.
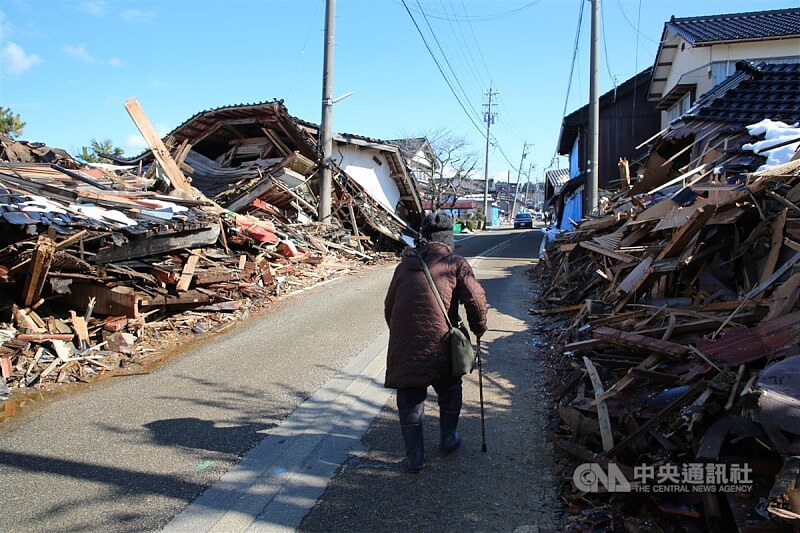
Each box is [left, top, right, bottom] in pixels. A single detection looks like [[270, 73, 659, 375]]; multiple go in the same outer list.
[[587, 0, 600, 214], [525, 161, 533, 207], [482, 84, 497, 226], [318, 0, 335, 223], [510, 141, 529, 217]]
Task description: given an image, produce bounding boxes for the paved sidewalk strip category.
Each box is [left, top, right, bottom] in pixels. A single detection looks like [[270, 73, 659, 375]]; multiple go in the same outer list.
[[163, 331, 391, 533]]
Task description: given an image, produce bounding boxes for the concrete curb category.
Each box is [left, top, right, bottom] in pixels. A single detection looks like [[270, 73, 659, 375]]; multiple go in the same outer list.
[[162, 332, 391, 533]]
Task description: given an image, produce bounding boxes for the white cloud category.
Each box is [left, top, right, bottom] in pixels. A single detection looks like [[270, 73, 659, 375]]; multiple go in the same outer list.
[[1, 42, 41, 75], [150, 79, 165, 88], [64, 43, 99, 63], [124, 133, 148, 154], [120, 9, 154, 23], [124, 123, 168, 154], [108, 57, 122, 67]]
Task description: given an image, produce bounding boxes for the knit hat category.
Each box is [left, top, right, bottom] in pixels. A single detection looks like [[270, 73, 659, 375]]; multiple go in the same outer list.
[[421, 211, 454, 249]]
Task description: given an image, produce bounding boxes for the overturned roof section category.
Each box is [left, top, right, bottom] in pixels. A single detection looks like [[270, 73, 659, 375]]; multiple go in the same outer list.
[[166, 100, 317, 162]]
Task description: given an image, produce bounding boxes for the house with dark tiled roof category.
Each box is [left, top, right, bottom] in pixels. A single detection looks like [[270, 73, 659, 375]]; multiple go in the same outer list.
[[649, 7, 800, 127], [558, 67, 661, 189], [637, 60, 800, 195], [552, 68, 661, 229]]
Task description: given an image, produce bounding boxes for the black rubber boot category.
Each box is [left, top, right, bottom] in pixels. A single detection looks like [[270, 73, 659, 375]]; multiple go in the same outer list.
[[397, 389, 426, 472], [400, 421, 425, 473], [439, 410, 462, 453], [437, 381, 463, 454]]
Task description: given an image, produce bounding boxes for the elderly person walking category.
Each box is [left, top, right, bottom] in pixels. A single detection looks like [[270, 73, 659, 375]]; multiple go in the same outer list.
[[384, 212, 488, 472]]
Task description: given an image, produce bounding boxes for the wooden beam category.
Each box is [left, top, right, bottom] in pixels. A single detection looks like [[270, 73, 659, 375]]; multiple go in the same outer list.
[[23, 234, 56, 307], [759, 208, 787, 284], [582, 357, 615, 452], [95, 225, 220, 264], [579, 240, 636, 262], [592, 326, 690, 357], [124, 98, 194, 196], [176, 250, 201, 292], [68, 283, 143, 318]]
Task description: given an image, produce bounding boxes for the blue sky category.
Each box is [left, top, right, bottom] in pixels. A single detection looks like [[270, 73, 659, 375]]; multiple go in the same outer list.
[[2, 0, 798, 185]]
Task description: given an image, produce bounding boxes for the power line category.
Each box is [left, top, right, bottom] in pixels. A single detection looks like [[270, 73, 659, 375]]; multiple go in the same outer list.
[[614, 0, 659, 46], [600, 0, 618, 92], [394, 0, 542, 23], [551, 0, 585, 166], [401, 0, 521, 174], [399, 0, 486, 138], [414, 0, 483, 126]]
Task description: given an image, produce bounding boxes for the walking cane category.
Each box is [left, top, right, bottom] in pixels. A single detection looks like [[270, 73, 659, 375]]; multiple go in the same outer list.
[[476, 338, 487, 452]]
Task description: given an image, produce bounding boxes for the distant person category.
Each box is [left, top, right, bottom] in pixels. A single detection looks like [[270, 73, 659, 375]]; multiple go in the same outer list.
[[384, 212, 488, 473]]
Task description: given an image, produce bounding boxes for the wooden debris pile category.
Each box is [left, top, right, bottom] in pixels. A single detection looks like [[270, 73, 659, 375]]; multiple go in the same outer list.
[[0, 101, 407, 400], [535, 138, 800, 530]]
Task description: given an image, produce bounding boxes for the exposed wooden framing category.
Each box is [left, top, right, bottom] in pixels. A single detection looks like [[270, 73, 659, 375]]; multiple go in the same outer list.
[[635, 127, 669, 150], [226, 178, 275, 212], [766, 272, 800, 320], [594, 354, 661, 403], [271, 177, 319, 217], [714, 252, 800, 336], [657, 206, 715, 260], [261, 127, 292, 156], [647, 164, 707, 196], [138, 289, 211, 310], [347, 202, 364, 252]]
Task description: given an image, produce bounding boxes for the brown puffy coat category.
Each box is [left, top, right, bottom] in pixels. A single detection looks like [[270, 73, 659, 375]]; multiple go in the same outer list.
[[384, 242, 488, 389]]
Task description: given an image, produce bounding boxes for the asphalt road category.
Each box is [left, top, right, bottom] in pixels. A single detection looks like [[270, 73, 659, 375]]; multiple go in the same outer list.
[[299, 225, 560, 532], [0, 226, 546, 532]]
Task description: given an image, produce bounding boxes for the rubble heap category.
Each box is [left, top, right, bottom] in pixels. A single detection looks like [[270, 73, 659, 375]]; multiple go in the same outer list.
[[0, 100, 410, 404], [536, 115, 800, 531]]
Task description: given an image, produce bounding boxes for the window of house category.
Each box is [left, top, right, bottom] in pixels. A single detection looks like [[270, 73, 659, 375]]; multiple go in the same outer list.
[[667, 92, 692, 123], [711, 56, 800, 85]]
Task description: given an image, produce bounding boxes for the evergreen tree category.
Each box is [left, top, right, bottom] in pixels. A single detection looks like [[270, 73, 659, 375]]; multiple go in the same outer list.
[[78, 138, 124, 163], [0, 107, 26, 138]]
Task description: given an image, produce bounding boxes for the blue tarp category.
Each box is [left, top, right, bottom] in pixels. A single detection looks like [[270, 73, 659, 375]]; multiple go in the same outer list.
[[560, 191, 583, 231]]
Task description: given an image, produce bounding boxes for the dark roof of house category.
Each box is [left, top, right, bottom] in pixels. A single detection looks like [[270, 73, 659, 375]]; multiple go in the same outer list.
[[666, 8, 800, 45], [684, 61, 800, 125], [558, 67, 654, 154]]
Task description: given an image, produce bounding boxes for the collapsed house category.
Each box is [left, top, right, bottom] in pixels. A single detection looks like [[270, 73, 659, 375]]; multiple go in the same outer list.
[[537, 61, 800, 531], [0, 98, 423, 401]]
